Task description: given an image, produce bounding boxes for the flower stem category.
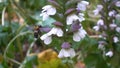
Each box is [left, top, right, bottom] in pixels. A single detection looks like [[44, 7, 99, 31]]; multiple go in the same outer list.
[[3, 31, 33, 63]]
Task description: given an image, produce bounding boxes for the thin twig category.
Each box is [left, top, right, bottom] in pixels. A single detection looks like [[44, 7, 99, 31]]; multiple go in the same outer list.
[[19, 40, 36, 68], [89, 35, 99, 38], [7, 57, 21, 65], [26, 40, 36, 56]]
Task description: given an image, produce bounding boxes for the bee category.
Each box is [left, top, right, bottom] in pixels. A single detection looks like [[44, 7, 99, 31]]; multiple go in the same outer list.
[[34, 25, 42, 39], [33, 25, 45, 50]]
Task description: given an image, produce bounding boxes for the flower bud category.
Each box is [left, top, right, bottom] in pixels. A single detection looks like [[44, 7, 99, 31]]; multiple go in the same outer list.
[[48, 0, 60, 8], [61, 42, 71, 49], [52, 21, 63, 27], [65, 8, 76, 15]]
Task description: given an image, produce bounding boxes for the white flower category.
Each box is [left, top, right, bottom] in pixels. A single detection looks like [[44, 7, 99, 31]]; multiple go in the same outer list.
[[97, 19, 104, 26], [66, 14, 80, 25], [40, 34, 52, 45], [73, 28, 87, 42], [40, 27, 63, 44], [98, 44, 105, 50], [66, 29, 68, 32], [115, 14, 120, 20], [66, 13, 85, 25], [115, 1, 120, 7], [113, 36, 119, 43], [116, 27, 120, 33], [98, 35, 106, 39], [93, 26, 100, 31], [77, 1, 89, 11], [108, 10, 116, 17], [78, 13, 85, 22], [105, 51, 113, 57], [109, 23, 117, 28], [93, 19, 104, 31], [40, 5, 56, 21], [58, 48, 76, 58], [93, 5, 103, 15], [47, 27, 63, 37]]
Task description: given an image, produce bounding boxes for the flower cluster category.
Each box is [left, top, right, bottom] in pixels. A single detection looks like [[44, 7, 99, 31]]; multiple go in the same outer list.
[[93, 0, 120, 57], [39, 0, 89, 58]]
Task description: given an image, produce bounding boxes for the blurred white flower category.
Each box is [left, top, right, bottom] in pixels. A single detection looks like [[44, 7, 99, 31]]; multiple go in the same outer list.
[[109, 23, 117, 29], [66, 14, 80, 25], [40, 27, 63, 44], [98, 41, 106, 50], [66, 13, 85, 25], [58, 48, 75, 58], [97, 19, 104, 26], [78, 13, 85, 22], [109, 10, 116, 17], [93, 26, 100, 31], [40, 34, 52, 45], [66, 29, 68, 32], [73, 28, 87, 42], [47, 27, 63, 37], [115, 14, 120, 20], [93, 5, 103, 15], [98, 44, 105, 50], [77, 1, 89, 11], [115, 1, 120, 7], [40, 5, 56, 21], [113, 36, 119, 43], [116, 27, 120, 33], [105, 51, 113, 57], [93, 19, 104, 31]]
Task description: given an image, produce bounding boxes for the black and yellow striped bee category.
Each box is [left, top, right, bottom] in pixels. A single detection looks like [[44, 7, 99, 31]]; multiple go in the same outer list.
[[33, 25, 45, 50], [34, 25, 42, 39]]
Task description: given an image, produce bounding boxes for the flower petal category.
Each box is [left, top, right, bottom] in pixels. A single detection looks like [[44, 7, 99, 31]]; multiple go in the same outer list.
[[105, 51, 113, 57], [42, 5, 52, 10], [47, 27, 57, 35], [78, 29, 87, 39], [69, 48, 76, 58], [73, 32, 81, 42], [40, 12, 49, 21], [44, 36, 52, 45], [56, 28, 63, 37], [47, 7, 56, 15], [93, 26, 100, 31], [62, 49, 71, 57], [40, 34, 49, 40], [58, 49, 64, 58], [66, 14, 79, 25]]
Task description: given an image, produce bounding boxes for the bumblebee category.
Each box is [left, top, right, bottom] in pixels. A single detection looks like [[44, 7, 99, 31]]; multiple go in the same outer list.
[[34, 25, 42, 39]]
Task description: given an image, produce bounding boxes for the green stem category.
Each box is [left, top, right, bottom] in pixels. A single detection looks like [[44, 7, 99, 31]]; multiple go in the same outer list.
[[62, 1, 67, 42], [19, 41, 35, 68], [7, 57, 21, 65], [26, 41, 36, 56], [16, 24, 26, 60], [102, 0, 113, 50], [3, 31, 33, 61]]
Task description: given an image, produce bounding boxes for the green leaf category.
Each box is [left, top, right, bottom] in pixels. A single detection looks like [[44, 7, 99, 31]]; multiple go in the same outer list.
[[24, 55, 38, 68], [84, 53, 108, 68]]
